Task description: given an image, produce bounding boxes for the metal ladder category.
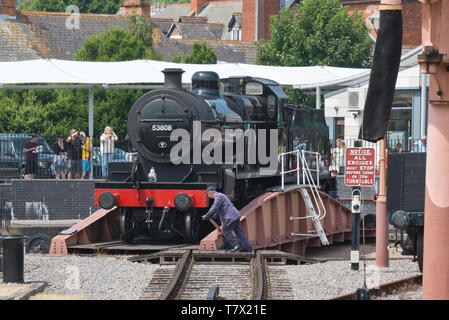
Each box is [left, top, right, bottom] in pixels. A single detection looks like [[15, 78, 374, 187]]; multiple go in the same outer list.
[[292, 188, 329, 245], [279, 150, 329, 245]]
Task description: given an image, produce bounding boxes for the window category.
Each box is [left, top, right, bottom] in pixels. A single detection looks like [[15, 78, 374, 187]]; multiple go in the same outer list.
[[245, 83, 263, 95], [231, 27, 241, 41], [387, 91, 413, 152]]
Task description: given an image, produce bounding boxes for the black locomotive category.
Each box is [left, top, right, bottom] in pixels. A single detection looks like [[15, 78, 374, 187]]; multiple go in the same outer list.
[[95, 69, 331, 243]]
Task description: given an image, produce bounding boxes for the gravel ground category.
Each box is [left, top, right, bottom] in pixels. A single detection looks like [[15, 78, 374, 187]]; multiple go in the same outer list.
[[284, 259, 421, 300], [384, 289, 423, 300], [20, 242, 422, 300], [23, 254, 159, 300]]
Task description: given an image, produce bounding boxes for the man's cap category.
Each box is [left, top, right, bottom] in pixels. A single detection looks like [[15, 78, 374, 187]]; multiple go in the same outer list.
[[58, 134, 64, 138], [79, 131, 86, 137], [70, 129, 76, 135], [206, 186, 217, 193]]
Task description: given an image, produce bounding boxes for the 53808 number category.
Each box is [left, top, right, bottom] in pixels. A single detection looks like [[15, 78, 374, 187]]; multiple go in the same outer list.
[[152, 125, 172, 131]]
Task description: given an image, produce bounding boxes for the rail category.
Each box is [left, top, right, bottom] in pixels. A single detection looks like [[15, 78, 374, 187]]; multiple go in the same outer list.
[[329, 275, 422, 300], [160, 250, 192, 300], [254, 251, 268, 300]]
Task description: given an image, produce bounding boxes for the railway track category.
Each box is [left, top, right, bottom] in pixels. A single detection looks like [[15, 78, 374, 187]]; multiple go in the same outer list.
[[138, 250, 296, 300], [330, 274, 422, 300]]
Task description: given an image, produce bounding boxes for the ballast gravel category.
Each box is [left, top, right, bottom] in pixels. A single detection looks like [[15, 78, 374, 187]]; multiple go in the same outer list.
[[284, 258, 421, 300], [24, 254, 159, 300], [22, 250, 422, 300]]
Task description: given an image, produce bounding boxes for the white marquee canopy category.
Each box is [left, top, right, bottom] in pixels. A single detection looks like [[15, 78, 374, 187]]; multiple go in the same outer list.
[[0, 59, 370, 89]]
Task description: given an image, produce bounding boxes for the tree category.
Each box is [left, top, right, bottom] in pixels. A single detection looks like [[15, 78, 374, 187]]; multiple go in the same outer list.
[[257, 0, 372, 68], [18, 0, 124, 14], [256, 0, 372, 107], [173, 42, 218, 64], [0, 15, 158, 141], [74, 28, 149, 62]]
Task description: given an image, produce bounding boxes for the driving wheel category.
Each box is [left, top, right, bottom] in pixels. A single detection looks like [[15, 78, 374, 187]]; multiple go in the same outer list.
[[184, 209, 200, 243], [119, 208, 135, 243]]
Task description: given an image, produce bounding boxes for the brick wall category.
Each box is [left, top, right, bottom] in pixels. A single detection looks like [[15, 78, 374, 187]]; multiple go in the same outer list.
[[0, 180, 100, 220], [0, 0, 16, 16], [402, 0, 421, 48], [342, 0, 421, 48], [242, 0, 283, 42], [122, 0, 152, 17], [242, 0, 256, 41], [263, 0, 279, 40]]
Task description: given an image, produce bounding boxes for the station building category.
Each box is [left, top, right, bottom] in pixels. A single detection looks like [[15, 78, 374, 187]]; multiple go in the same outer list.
[[324, 49, 428, 152]]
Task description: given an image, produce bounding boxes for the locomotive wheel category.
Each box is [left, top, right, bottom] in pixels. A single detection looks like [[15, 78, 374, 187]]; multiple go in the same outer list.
[[184, 209, 200, 243], [119, 208, 135, 243], [417, 226, 424, 273]]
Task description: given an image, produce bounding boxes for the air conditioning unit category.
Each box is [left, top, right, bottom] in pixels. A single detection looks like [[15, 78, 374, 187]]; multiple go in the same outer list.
[[347, 88, 367, 112]]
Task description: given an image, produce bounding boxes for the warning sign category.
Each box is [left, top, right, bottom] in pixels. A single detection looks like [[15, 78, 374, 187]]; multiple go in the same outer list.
[[344, 148, 376, 186]]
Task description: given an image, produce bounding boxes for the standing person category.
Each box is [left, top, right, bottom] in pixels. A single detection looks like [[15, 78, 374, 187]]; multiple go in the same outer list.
[[331, 138, 346, 175], [23, 135, 39, 179], [66, 129, 82, 180], [100, 126, 118, 178], [80, 131, 93, 179], [53, 135, 68, 179], [201, 186, 252, 252], [409, 136, 427, 152]]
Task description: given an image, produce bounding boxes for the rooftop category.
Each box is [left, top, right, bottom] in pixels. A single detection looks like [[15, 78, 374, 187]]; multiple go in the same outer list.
[[0, 9, 257, 64]]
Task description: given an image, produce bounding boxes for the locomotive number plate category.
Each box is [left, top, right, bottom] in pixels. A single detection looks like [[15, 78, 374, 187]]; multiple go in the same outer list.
[[152, 125, 173, 131]]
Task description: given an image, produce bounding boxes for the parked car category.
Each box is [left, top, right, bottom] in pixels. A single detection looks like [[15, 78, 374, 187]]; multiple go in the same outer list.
[[0, 138, 20, 180], [0, 133, 55, 179]]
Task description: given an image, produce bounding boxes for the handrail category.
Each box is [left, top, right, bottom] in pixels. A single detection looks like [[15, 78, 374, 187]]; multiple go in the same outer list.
[[300, 150, 327, 220], [278, 149, 301, 191], [278, 149, 327, 220]]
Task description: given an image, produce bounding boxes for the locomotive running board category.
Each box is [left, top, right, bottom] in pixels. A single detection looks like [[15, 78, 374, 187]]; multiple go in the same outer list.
[[199, 186, 353, 256], [49, 207, 120, 255]]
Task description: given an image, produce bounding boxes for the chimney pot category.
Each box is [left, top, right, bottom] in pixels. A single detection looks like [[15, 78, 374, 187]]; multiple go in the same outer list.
[[162, 68, 185, 90]]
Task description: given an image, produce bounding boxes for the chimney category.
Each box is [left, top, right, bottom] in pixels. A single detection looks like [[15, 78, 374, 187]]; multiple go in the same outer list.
[[242, 0, 279, 41], [162, 68, 184, 90], [191, 0, 208, 15], [0, 0, 17, 19], [123, 0, 152, 17]]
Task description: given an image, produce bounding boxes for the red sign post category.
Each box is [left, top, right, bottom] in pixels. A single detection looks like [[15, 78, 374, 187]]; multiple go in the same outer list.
[[344, 148, 376, 187]]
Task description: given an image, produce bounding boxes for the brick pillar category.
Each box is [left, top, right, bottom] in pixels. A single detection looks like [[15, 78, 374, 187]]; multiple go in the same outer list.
[[0, 0, 16, 17], [123, 0, 151, 17], [191, 0, 208, 15], [242, 0, 255, 41], [242, 0, 280, 42], [263, 0, 280, 40]]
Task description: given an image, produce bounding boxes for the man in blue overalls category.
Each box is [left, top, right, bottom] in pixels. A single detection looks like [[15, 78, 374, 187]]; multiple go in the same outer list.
[[201, 186, 252, 252]]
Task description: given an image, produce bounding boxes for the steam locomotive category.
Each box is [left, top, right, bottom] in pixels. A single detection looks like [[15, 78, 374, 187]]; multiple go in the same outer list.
[[94, 69, 330, 243]]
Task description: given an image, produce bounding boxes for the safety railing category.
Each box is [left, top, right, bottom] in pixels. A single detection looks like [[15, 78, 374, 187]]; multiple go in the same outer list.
[[300, 150, 327, 221], [278, 149, 301, 191], [278, 149, 327, 221], [278, 149, 329, 245]]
